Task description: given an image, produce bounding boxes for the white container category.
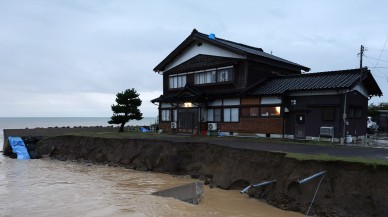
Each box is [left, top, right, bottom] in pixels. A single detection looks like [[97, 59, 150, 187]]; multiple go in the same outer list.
[[345, 135, 353, 144]]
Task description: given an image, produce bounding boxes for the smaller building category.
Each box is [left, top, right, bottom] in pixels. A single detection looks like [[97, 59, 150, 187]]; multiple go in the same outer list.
[[375, 110, 388, 133], [151, 29, 382, 142]]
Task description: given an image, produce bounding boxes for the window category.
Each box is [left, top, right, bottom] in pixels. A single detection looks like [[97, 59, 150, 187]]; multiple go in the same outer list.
[[250, 107, 259, 116], [207, 108, 221, 122], [193, 68, 233, 85], [194, 71, 216, 84], [260, 106, 281, 117], [173, 109, 177, 122], [242, 107, 259, 117], [169, 75, 186, 89], [224, 108, 239, 122], [217, 68, 232, 82], [161, 110, 170, 121], [322, 107, 335, 121], [349, 107, 362, 118]]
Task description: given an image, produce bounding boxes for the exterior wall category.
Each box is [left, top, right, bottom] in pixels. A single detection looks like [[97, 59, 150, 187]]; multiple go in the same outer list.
[[284, 94, 342, 138], [376, 110, 388, 133], [346, 91, 368, 136], [217, 117, 283, 134], [162, 61, 246, 95], [283, 90, 368, 139], [158, 122, 174, 134]]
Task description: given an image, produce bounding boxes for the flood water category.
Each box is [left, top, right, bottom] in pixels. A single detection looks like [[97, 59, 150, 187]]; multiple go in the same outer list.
[[0, 155, 303, 217]]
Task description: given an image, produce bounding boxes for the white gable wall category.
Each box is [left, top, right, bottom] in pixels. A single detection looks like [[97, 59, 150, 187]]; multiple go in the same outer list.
[[164, 42, 245, 71], [352, 83, 368, 98], [261, 96, 281, 104]]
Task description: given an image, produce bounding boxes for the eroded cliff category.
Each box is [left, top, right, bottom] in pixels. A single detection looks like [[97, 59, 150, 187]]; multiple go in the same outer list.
[[38, 135, 388, 217]]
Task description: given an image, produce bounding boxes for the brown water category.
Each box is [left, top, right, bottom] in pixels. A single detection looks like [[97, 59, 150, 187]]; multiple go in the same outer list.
[[0, 155, 303, 217]]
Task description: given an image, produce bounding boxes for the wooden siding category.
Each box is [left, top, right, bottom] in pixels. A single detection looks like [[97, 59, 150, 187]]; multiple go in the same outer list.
[[241, 97, 260, 105], [218, 118, 283, 134], [283, 92, 368, 138]]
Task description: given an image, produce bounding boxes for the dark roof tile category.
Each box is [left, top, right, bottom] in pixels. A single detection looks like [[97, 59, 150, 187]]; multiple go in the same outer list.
[[247, 68, 382, 96]]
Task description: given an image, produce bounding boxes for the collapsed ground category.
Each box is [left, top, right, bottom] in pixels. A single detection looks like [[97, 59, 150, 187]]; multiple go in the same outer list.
[[32, 134, 388, 217]]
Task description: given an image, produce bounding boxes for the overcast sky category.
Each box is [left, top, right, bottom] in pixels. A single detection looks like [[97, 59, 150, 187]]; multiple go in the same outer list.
[[1, 0, 387, 117]]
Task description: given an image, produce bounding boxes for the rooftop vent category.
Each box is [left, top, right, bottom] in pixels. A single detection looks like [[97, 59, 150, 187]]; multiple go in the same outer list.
[[208, 33, 215, 39]]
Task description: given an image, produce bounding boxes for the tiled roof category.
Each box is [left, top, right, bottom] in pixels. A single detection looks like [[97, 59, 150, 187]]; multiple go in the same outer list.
[[195, 30, 309, 70], [247, 68, 382, 96], [154, 29, 310, 72]]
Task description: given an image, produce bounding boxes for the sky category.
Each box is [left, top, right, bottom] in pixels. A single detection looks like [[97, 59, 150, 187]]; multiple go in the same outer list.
[[0, 0, 388, 117]]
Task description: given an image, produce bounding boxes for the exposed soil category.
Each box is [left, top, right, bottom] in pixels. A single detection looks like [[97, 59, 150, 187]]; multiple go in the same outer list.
[[37, 135, 388, 217]]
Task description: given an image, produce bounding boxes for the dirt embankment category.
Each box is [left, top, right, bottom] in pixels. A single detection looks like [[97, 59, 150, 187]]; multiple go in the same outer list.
[[38, 135, 388, 217]]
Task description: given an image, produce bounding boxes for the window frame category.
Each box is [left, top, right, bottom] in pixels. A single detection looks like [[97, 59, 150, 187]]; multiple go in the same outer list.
[[193, 67, 234, 86], [161, 109, 171, 122], [207, 108, 222, 122], [169, 75, 187, 89], [223, 107, 239, 122]]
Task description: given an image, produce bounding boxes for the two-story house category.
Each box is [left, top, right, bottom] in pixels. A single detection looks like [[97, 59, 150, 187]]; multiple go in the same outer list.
[[151, 29, 382, 142]]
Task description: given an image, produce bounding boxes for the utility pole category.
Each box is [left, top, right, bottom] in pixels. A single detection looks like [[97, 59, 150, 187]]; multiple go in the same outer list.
[[359, 45, 364, 68]]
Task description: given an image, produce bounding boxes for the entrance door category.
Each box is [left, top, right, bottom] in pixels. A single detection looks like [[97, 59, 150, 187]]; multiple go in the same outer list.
[[294, 113, 306, 139], [178, 109, 198, 134]]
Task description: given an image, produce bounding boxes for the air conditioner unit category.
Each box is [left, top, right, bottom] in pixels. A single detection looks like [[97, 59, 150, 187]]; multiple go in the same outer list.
[[320, 126, 334, 137], [171, 122, 177, 129], [319, 126, 334, 142], [208, 123, 217, 131]]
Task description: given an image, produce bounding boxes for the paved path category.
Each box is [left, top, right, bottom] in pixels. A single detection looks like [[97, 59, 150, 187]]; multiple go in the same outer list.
[[133, 134, 388, 161]]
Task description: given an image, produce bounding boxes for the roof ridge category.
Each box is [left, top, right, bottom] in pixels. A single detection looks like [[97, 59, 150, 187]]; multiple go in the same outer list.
[[277, 68, 365, 78], [194, 30, 264, 52]]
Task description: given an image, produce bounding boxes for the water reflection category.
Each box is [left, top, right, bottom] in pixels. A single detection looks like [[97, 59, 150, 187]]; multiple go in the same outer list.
[[0, 155, 302, 217]]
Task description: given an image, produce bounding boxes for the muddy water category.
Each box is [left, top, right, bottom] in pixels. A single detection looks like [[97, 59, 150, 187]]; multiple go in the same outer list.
[[0, 155, 303, 217]]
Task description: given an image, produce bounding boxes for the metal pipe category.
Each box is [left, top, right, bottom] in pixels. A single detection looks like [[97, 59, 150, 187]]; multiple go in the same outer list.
[[240, 185, 252, 194], [298, 171, 327, 184], [252, 180, 277, 188], [240, 180, 277, 194]]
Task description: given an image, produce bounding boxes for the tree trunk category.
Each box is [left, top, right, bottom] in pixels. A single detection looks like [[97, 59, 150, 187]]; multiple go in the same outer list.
[[119, 123, 125, 132]]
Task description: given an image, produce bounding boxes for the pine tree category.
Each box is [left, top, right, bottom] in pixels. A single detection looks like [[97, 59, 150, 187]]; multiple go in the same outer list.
[[108, 88, 143, 132]]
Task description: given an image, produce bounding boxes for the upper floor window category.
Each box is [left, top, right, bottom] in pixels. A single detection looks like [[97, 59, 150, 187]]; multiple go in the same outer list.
[[217, 68, 232, 82], [195, 71, 216, 84], [194, 67, 233, 85], [169, 75, 186, 89]]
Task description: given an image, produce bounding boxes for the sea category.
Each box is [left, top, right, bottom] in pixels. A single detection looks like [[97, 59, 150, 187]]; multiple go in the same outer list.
[[0, 117, 303, 217]]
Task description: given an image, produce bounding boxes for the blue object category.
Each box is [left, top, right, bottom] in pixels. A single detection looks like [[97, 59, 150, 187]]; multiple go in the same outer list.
[[139, 127, 150, 132], [208, 33, 215, 39], [8, 136, 31, 160]]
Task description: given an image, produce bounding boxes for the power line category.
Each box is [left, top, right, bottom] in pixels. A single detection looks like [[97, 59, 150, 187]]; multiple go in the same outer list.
[[372, 37, 388, 72], [364, 46, 387, 52], [364, 55, 388, 63], [365, 57, 388, 79]]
